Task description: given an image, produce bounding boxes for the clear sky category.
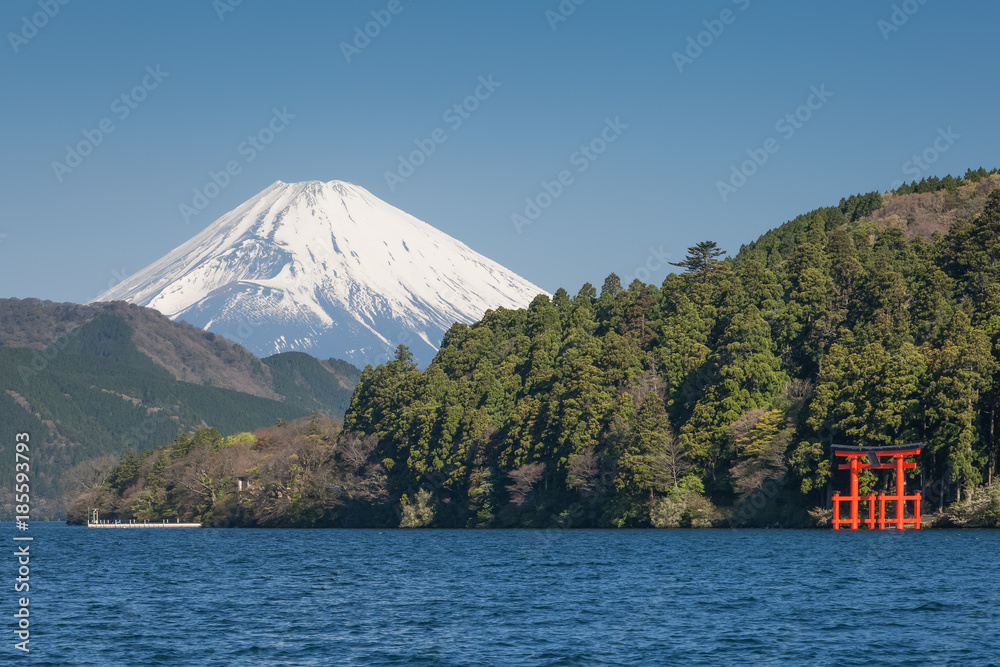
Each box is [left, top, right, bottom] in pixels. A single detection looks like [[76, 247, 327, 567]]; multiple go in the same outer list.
[[2, 0, 997, 303]]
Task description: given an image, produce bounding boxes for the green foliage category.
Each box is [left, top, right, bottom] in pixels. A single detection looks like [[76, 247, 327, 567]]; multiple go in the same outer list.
[[895, 168, 999, 195], [790, 441, 831, 495], [106, 447, 140, 494], [650, 475, 718, 528], [399, 489, 435, 528], [945, 481, 1000, 527], [339, 180, 1000, 526], [263, 351, 359, 416], [62, 175, 1000, 527], [670, 241, 727, 278], [0, 313, 358, 506], [221, 432, 256, 449], [69, 416, 387, 528], [839, 191, 884, 222], [736, 206, 844, 268], [614, 392, 675, 503]]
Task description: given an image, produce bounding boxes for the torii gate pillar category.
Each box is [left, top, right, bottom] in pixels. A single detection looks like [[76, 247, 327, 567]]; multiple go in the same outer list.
[[831, 444, 923, 530]]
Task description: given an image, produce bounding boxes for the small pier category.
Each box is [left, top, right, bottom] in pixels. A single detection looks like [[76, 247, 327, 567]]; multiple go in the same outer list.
[[88, 520, 202, 528], [87, 509, 201, 528]]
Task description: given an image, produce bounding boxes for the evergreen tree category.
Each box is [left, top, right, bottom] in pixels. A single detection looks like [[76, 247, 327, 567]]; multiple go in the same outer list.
[[679, 306, 787, 475], [601, 273, 623, 297], [923, 313, 996, 492], [670, 241, 727, 278], [615, 392, 674, 507]]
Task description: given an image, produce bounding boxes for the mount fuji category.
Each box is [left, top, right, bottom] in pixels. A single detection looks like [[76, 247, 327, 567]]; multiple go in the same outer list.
[[94, 180, 546, 367]]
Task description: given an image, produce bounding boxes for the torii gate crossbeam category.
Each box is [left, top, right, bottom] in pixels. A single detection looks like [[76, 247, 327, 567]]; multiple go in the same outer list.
[[831, 443, 923, 530]]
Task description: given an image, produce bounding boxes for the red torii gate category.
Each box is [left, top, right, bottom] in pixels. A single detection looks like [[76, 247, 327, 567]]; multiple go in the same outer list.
[[832, 443, 923, 530]]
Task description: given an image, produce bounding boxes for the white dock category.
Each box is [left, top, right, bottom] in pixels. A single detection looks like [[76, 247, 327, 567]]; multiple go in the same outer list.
[[87, 520, 201, 528]]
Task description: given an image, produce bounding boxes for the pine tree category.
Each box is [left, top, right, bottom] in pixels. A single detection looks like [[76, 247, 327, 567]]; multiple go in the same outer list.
[[943, 189, 1000, 302], [601, 273, 623, 297], [615, 392, 674, 502], [679, 306, 787, 475], [924, 313, 997, 493], [670, 241, 726, 278], [106, 447, 140, 493]]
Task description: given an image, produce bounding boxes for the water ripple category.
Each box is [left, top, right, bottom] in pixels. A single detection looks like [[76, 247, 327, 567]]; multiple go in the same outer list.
[[16, 525, 1000, 665]]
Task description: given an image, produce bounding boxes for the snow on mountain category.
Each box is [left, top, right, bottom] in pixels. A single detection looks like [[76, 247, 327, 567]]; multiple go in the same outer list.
[[94, 180, 546, 367]]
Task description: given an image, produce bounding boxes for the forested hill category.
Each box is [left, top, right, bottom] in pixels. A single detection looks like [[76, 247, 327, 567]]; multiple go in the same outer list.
[[0, 300, 359, 516], [340, 178, 1000, 528], [0, 299, 360, 399], [736, 170, 1000, 267]]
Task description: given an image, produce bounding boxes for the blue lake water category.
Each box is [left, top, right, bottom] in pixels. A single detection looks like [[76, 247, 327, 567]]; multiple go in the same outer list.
[[10, 524, 1000, 665]]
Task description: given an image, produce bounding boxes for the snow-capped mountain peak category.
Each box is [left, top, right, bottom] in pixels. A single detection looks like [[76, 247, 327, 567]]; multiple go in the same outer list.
[[94, 179, 545, 366]]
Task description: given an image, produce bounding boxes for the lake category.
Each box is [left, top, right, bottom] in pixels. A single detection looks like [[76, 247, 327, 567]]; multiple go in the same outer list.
[[15, 524, 1000, 665]]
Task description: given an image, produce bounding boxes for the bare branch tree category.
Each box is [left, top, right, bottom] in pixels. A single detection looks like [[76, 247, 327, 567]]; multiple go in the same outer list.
[[650, 433, 690, 488], [338, 432, 379, 471], [63, 456, 120, 493], [567, 446, 598, 496], [506, 462, 546, 509]]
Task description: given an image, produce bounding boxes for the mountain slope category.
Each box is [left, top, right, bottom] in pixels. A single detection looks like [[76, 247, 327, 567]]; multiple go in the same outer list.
[[0, 298, 358, 402], [94, 180, 546, 367], [0, 299, 361, 515], [869, 173, 1000, 239], [736, 172, 1000, 267]]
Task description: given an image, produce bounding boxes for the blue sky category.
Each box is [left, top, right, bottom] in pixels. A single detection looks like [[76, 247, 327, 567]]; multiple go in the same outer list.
[[2, 0, 997, 303]]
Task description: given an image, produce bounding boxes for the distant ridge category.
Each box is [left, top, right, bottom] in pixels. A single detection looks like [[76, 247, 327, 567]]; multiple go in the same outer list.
[[0, 298, 361, 514]]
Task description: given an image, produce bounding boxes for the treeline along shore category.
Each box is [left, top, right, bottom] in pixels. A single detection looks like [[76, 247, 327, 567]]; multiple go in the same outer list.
[[69, 173, 1000, 528]]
